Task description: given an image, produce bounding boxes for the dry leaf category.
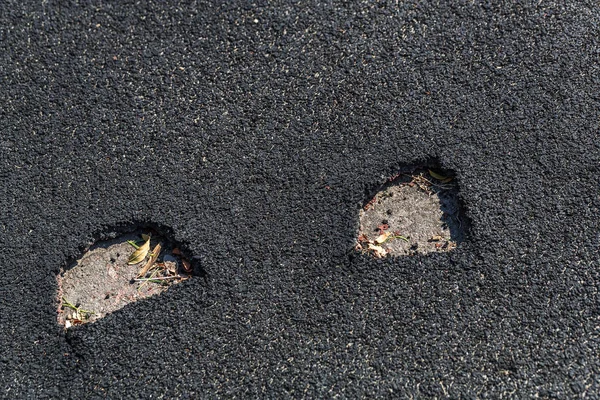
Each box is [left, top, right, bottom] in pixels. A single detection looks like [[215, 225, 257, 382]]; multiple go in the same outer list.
[[428, 169, 447, 180], [368, 243, 387, 258], [128, 236, 151, 264], [182, 258, 192, 273], [377, 223, 389, 235], [172, 248, 182, 256], [375, 232, 391, 244], [137, 243, 162, 277], [428, 169, 453, 183], [429, 235, 443, 242], [164, 261, 177, 275]]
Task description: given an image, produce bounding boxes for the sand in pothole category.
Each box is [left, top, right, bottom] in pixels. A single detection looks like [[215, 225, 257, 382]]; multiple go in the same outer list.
[[57, 232, 193, 328], [357, 169, 467, 257]]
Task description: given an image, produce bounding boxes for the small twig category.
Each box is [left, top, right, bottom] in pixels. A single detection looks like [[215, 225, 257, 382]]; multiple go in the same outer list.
[[133, 275, 183, 282], [137, 268, 160, 291]]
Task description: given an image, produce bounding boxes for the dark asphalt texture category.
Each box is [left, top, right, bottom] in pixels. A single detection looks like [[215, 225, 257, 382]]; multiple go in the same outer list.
[[1, 1, 599, 398]]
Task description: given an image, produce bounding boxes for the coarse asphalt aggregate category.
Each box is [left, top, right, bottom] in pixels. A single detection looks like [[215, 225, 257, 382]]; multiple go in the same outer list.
[[1, 1, 599, 398]]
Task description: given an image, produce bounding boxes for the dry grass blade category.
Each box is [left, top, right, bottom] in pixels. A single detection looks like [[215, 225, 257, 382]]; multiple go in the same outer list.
[[137, 243, 162, 277], [128, 236, 151, 265]]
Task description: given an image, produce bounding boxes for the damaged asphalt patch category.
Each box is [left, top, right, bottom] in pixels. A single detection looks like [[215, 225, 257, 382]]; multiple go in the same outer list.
[[357, 168, 468, 257], [57, 231, 194, 328]]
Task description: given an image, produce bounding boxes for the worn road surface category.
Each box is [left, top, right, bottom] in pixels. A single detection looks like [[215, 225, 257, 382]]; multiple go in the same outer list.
[[1, 1, 599, 398]]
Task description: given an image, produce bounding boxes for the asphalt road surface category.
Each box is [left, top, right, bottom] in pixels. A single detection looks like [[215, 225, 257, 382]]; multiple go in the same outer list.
[[1, 1, 599, 398]]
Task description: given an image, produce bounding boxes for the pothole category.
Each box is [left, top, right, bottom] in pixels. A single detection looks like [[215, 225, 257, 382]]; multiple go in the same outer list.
[[57, 228, 196, 328], [356, 166, 468, 258]]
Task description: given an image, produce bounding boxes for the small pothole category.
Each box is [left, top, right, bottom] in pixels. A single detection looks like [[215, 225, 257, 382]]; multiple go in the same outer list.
[[57, 228, 196, 328], [356, 166, 468, 258]]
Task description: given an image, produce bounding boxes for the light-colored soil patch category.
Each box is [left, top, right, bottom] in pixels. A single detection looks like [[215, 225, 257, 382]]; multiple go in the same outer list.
[[357, 169, 467, 257], [57, 232, 192, 328]]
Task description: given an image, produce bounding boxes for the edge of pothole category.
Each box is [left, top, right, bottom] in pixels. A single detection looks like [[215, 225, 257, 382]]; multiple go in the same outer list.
[[356, 162, 471, 258], [56, 222, 204, 329]]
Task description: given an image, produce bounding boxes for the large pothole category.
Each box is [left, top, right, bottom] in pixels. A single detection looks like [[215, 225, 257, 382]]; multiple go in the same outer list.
[[57, 228, 196, 328], [356, 167, 468, 258]]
